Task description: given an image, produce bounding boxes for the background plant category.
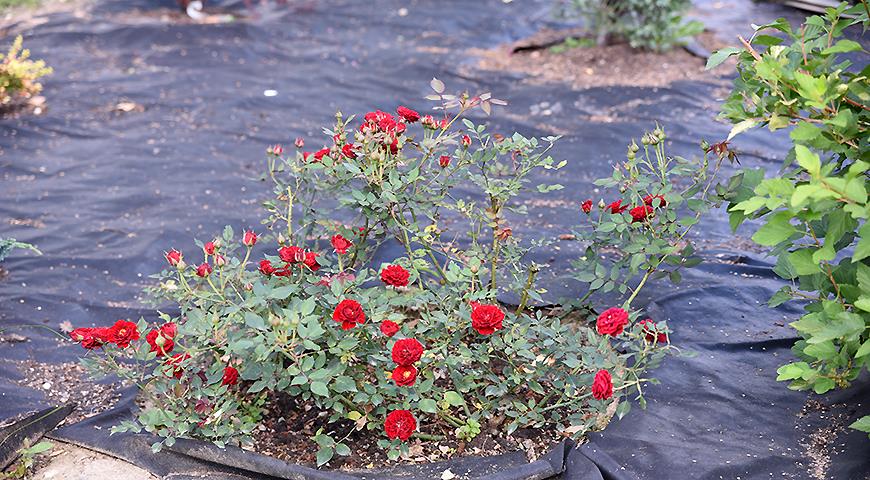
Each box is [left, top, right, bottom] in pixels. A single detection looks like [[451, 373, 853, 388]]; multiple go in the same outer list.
[[77, 82, 675, 465], [0, 237, 40, 263], [708, 1, 870, 437], [0, 35, 51, 106], [557, 0, 703, 52]]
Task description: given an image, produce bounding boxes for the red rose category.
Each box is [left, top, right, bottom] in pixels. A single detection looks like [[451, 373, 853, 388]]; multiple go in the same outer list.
[[70, 327, 110, 350], [203, 241, 216, 255], [302, 151, 312, 161], [303, 251, 321, 271], [384, 410, 416, 441], [341, 143, 358, 159], [643, 194, 667, 208], [313, 147, 330, 162], [421, 115, 438, 129], [461, 134, 471, 148], [581, 199, 593, 214], [165, 353, 190, 379], [294, 137, 305, 148], [388, 137, 399, 155], [279, 245, 305, 263], [243, 230, 258, 247], [108, 320, 140, 348], [606, 200, 628, 214], [380, 320, 400, 337], [629, 205, 654, 223], [391, 338, 424, 366], [596, 307, 628, 336], [331, 234, 353, 255], [639, 319, 668, 344], [165, 249, 182, 267], [222, 366, 239, 386], [333, 299, 365, 330], [592, 369, 613, 400], [396, 106, 420, 123], [471, 303, 505, 335], [391, 365, 418, 386], [439, 155, 450, 168], [146, 323, 176, 356], [380, 264, 410, 287], [259, 259, 275, 276], [269, 144, 283, 156], [196, 262, 212, 277]]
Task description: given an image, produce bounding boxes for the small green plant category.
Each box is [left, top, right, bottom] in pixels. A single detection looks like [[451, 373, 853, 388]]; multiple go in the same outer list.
[[1, 440, 52, 479], [0, 238, 40, 263], [0, 35, 52, 106], [549, 36, 596, 54], [558, 0, 702, 52], [708, 1, 870, 437]]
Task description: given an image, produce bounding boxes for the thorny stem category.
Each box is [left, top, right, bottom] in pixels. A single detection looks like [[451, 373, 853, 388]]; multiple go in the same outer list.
[[515, 265, 540, 315]]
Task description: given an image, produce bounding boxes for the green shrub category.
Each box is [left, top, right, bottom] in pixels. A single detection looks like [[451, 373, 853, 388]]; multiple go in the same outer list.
[[559, 0, 702, 52], [0, 35, 52, 106], [709, 1, 870, 437]]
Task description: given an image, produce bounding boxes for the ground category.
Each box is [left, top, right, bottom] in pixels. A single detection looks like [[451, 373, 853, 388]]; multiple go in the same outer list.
[[30, 443, 154, 480]]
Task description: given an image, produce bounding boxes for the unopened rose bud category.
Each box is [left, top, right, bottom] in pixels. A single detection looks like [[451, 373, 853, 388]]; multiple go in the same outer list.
[[203, 241, 216, 255], [273, 144, 283, 155], [461, 134, 471, 148], [196, 262, 212, 277], [244, 283, 253, 291], [215, 255, 226, 267], [641, 135, 650, 145], [277, 233, 286, 245], [295, 137, 304, 148], [629, 142, 639, 153], [166, 249, 183, 267], [243, 230, 258, 247], [700, 140, 710, 151], [439, 155, 450, 168], [598, 199, 607, 209], [470, 265, 479, 273]]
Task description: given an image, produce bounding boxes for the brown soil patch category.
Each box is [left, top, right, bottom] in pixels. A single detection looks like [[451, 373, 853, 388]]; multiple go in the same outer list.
[[796, 399, 850, 480], [14, 360, 122, 425], [468, 28, 732, 90]]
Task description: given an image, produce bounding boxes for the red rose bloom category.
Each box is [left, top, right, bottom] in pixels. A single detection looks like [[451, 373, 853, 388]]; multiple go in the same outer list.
[[333, 299, 365, 330], [384, 410, 416, 441], [165, 249, 182, 267], [639, 319, 668, 344], [303, 251, 321, 271], [391, 365, 418, 386], [196, 262, 212, 277], [243, 230, 258, 246], [581, 199, 593, 214], [643, 194, 667, 208], [391, 338, 424, 366], [313, 147, 330, 162], [222, 366, 239, 386], [341, 143, 358, 159], [396, 106, 420, 123], [596, 307, 628, 336], [629, 205, 654, 223], [592, 369, 613, 400], [331, 234, 353, 255], [380, 320, 400, 337], [70, 327, 110, 350], [146, 323, 176, 356], [606, 200, 628, 214], [259, 259, 275, 276], [203, 241, 216, 255], [108, 320, 140, 348], [471, 303, 505, 335], [461, 134, 471, 148], [439, 155, 450, 168], [380, 264, 410, 287], [279, 245, 305, 263]]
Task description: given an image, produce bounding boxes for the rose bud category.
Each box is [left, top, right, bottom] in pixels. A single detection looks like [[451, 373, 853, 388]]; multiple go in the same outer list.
[[273, 144, 284, 155], [461, 134, 471, 148], [439, 155, 450, 168], [581, 199, 593, 214], [295, 137, 305, 148], [196, 262, 213, 277], [214, 254, 227, 267], [243, 230, 258, 247], [203, 241, 216, 255], [165, 249, 182, 267], [421, 115, 437, 130]]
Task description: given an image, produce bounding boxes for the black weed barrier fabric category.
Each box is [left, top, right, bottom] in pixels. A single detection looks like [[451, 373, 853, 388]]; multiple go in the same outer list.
[[0, 0, 868, 479]]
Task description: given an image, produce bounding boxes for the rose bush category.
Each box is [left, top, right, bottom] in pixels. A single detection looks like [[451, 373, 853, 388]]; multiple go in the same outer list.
[[77, 80, 675, 464]]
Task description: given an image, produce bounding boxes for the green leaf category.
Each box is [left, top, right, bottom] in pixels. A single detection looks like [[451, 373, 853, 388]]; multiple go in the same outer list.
[[310, 381, 329, 397], [335, 443, 351, 456], [789, 249, 820, 276], [790, 122, 821, 142], [807, 313, 864, 344], [752, 212, 797, 246], [821, 39, 863, 55], [418, 399, 438, 413], [443, 391, 465, 407], [727, 119, 758, 141], [244, 312, 266, 330], [706, 47, 742, 69], [850, 415, 870, 434], [813, 377, 835, 394], [853, 223, 870, 262], [794, 145, 820, 177], [316, 446, 334, 466]]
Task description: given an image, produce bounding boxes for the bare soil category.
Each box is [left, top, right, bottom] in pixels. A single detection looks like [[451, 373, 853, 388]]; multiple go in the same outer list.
[[468, 28, 732, 90], [30, 443, 155, 480]]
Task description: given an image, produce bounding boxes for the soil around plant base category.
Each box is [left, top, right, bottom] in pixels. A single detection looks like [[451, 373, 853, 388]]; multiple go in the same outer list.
[[468, 28, 733, 90]]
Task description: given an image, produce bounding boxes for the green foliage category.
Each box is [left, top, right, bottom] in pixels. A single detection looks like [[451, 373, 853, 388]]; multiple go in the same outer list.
[[0, 35, 51, 106], [559, 0, 702, 52], [0, 237, 40, 262], [710, 2, 870, 437], [1, 440, 52, 479], [569, 127, 733, 308], [79, 81, 675, 462]]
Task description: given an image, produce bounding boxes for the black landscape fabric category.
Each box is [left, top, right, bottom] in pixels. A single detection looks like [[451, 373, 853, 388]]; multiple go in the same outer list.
[[0, 0, 868, 479]]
